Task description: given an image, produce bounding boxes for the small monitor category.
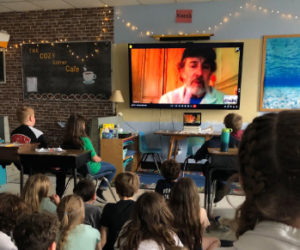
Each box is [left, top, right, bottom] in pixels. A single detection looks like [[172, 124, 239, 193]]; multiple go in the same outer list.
[[183, 112, 201, 127]]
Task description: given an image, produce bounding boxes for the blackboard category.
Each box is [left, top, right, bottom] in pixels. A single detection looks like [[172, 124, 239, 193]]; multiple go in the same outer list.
[[0, 50, 5, 83], [22, 41, 111, 99]]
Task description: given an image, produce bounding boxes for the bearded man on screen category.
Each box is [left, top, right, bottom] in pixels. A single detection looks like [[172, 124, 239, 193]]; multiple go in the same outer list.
[[159, 47, 224, 104]]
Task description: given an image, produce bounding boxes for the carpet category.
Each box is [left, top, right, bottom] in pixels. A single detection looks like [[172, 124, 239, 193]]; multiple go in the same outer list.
[[137, 170, 243, 196], [137, 170, 205, 191]]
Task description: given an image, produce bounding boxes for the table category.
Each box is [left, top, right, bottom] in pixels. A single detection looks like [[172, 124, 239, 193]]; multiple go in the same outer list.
[[205, 147, 239, 217], [155, 130, 220, 160], [19, 149, 91, 190], [0, 143, 38, 193]]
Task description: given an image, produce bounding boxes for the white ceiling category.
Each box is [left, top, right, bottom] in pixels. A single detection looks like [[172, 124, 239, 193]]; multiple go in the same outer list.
[[0, 0, 217, 13]]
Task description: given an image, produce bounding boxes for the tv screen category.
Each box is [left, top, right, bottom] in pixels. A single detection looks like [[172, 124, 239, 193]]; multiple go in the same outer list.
[[128, 42, 243, 109]]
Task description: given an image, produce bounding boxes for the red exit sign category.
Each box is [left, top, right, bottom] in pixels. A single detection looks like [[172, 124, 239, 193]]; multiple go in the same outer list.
[[176, 9, 192, 23]]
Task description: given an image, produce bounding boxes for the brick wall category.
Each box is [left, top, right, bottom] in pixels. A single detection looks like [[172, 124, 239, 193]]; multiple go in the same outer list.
[[0, 8, 114, 146]]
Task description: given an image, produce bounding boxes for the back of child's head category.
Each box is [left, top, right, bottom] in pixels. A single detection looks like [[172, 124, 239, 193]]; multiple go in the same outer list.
[[117, 192, 176, 249], [169, 177, 202, 250], [63, 114, 87, 149], [21, 174, 50, 212], [57, 194, 85, 249], [161, 159, 181, 181], [13, 212, 59, 250], [16, 106, 34, 124], [115, 172, 140, 197], [224, 113, 243, 133], [0, 192, 29, 235], [236, 111, 300, 237], [73, 178, 95, 202]]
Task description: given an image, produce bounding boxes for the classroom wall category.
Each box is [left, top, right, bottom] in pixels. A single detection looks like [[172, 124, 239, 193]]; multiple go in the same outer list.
[[0, 8, 114, 146], [113, 0, 300, 124]]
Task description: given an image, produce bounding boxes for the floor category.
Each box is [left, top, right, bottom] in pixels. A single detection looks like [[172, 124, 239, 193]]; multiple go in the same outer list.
[[1, 164, 245, 241]]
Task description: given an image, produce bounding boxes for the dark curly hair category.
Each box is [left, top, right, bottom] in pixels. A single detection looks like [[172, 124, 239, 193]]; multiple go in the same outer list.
[[13, 212, 59, 250], [161, 159, 181, 181], [178, 47, 217, 73], [0, 192, 29, 235], [236, 111, 300, 237]]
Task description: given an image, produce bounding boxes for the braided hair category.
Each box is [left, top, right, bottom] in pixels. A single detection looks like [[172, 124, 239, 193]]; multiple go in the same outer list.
[[236, 111, 300, 237]]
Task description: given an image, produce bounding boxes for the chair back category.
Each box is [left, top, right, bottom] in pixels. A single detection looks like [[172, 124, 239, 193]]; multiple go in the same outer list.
[[186, 137, 205, 157], [138, 132, 148, 153]]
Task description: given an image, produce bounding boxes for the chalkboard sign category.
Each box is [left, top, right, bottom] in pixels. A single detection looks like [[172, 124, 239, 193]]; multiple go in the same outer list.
[[0, 50, 5, 83], [22, 41, 111, 99]]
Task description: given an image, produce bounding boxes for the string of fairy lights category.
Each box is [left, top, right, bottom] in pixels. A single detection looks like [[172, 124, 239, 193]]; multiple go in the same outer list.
[[4, 0, 300, 55], [115, 0, 300, 38], [4, 5, 112, 58]]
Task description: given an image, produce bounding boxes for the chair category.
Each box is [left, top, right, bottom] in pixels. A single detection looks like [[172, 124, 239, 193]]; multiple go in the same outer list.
[[87, 168, 117, 204], [204, 153, 239, 218], [63, 163, 117, 203], [137, 131, 162, 173], [182, 136, 206, 176]]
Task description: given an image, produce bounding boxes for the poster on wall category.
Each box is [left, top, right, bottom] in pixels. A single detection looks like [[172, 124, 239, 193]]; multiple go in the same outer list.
[[260, 34, 300, 111], [0, 50, 5, 83], [22, 41, 111, 100]]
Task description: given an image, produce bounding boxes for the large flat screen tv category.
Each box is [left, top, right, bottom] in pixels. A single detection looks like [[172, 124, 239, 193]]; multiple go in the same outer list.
[[128, 42, 243, 109]]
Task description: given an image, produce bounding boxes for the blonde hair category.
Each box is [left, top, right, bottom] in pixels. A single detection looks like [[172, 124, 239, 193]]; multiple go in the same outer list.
[[57, 195, 85, 250], [21, 174, 50, 213], [16, 106, 34, 124]]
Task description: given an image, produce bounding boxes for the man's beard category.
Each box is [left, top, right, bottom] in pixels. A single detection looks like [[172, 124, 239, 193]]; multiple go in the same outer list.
[[189, 79, 207, 97]]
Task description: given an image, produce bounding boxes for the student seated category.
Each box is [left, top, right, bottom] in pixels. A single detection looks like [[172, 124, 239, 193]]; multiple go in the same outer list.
[[10, 106, 65, 197], [194, 113, 243, 203], [21, 174, 60, 214], [62, 114, 116, 201], [57, 194, 101, 250], [13, 212, 59, 250], [73, 178, 102, 230], [155, 159, 181, 200], [100, 172, 139, 250], [219, 111, 300, 249], [169, 177, 220, 250], [11, 106, 47, 147], [223, 113, 244, 141], [115, 192, 183, 250], [0, 193, 29, 250]]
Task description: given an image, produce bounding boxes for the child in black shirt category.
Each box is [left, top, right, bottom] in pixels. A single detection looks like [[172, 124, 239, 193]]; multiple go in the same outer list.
[[155, 159, 181, 200], [100, 172, 140, 250]]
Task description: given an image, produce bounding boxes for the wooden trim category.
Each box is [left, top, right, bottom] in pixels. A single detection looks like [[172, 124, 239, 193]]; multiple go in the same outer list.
[[152, 33, 214, 41]]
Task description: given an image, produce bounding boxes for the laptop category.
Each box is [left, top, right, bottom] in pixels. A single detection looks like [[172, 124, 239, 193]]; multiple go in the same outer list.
[[183, 112, 201, 132]]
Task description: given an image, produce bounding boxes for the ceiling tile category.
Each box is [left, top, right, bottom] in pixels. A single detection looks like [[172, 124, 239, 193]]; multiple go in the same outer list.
[[0, 3, 12, 12], [177, 0, 210, 2], [63, 0, 105, 8], [138, 0, 174, 4], [29, 0, 73, 9], [0, 0, 22, 2], [0, 1, 40, 11], [102, 0, 140, 6]]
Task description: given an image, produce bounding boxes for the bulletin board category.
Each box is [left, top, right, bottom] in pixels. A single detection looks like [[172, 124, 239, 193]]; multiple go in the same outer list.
[[21, 41, 111, 100], [0, 50, 5, 83]]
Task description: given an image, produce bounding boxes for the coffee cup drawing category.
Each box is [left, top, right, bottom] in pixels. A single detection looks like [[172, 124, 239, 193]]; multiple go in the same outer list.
[[83, 71, 96, 84]]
